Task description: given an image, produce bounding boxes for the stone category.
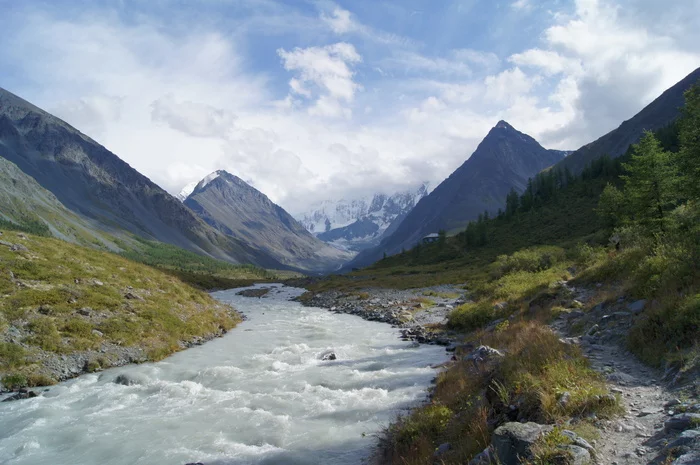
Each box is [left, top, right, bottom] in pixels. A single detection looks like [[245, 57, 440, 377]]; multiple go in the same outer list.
[[638, 407, 661, 417], [92, 329, 104, 337], [433, 442, 451, 456], [673, 450, 700, 465], [464, 345, 504, 370], [561, 430, 595, 452], [559, 391, 571, 408], [320, 352, 337, 361], [92, 279, 104, 286], [626, 299, 647, 314], [586, 324, 599, 336], [78, 307, 92, 316], [665, 413, 700, 432], [493, 302, 508, 311], [10, 243, 28, 252], [468, 446, 494, 465], [492, 422, 553, 464], [124, 292, 143, 300], [665, 399, 682, 408], [562, 445, 592, 465], [2, 389, 38, 402], [666, 429, 700, 449]]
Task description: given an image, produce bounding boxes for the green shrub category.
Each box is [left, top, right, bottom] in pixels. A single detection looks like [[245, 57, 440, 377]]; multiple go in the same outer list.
[[448, 301, 498, 332], [0, 342, 27, 369], [26, 317, 62, 352], [1, 373, 27, 389], [393, 404, 453, 446], [494, 246, 567, 277]]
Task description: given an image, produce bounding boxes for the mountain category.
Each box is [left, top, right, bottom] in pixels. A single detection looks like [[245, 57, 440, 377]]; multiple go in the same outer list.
[[556, 67, 700, 173], [183, 170, 353, 273], [177, 181, 198, 202], [346, 121, 568, 269], [0, 87, 281, 267], [297, 183, 430, 252]]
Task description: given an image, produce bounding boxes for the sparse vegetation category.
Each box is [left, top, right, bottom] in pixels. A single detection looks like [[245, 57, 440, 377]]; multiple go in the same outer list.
[[0, 230, 244, 386]]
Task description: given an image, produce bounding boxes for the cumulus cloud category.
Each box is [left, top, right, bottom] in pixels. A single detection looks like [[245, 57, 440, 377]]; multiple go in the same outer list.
[[1, 0, 698, 216], [278, 42, 362, 117]]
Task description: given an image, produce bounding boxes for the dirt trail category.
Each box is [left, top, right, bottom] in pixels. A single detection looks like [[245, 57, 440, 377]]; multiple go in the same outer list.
[[552, 283, 698, 465]]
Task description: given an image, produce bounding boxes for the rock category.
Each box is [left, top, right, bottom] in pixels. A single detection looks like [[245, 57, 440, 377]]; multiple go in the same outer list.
[[10, 243, 28, 252], [492, 422, 553, 464], [468, 446, 494, 465], [673, 450, 700, 465], [77, 307, 92, 316], [92, 279, 104, 286], [665, 413, 700, 432], [114, 374, 138, 386], [124, 292, 143, 300], [559, 391, 571, 408], [638, 407, 661, 417], [586, 324, 599, 336], [666, 429, 700, 449], [92, 329, 104, 337], [493, 302, 508, 311], [434, 442, 451, 456], [665, 399, 682, 408], [626, 299, 647, 314], [2, 389, 38, 402], [464, 345, 505, 369], [320, 351, 337, 361], [185, 463, 204, 465], [562, 445, 592, 465], [561, 430, 595, 452]]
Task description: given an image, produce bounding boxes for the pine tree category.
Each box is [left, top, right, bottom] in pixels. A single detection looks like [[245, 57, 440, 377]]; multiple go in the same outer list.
[[677, 85, 700, 200], [621, 132, 679, 232]]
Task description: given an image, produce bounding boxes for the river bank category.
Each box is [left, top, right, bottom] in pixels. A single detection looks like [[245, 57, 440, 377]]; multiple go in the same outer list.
[[0, 284, 449, 465]]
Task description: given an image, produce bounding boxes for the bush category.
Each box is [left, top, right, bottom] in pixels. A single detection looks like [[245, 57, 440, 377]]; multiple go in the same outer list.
[[494, 246, 567, 277], [0, 342, 27, 369], [448, 302, 498, 332], [26, 317, 62, 352], [393, 404, 453, 447]]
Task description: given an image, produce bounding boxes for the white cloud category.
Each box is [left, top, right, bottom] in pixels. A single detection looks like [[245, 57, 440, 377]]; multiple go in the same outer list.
[[2, 0, 699, 216], [321, 8, 355, 34], [511, 0, 533, 11], [151, 95, 237, 138], [278, 42, 362, 117]]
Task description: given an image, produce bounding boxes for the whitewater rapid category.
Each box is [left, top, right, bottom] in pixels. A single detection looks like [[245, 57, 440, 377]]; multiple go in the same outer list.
[[0, 285, 449, 465]]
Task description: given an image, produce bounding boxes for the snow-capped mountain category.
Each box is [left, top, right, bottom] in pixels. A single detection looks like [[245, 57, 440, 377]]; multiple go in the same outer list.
[[177, 181, 198, 202], [296, 183, 431, 252]]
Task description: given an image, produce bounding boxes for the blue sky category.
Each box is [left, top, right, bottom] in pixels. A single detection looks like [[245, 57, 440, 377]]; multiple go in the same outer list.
[[1, 0, 699, 213]]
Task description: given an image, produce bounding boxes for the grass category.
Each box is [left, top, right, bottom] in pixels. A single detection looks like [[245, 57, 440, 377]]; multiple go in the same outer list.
[[0, 229, 244, 387]]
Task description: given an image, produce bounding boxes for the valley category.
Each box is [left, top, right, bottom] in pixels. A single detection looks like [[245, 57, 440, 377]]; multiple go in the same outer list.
[[0, 31, 698, 465]]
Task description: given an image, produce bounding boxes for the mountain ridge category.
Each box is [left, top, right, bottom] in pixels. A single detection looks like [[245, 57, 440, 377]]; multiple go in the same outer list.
[[184, 170, 352, 273], [345, 121, 568, 269]]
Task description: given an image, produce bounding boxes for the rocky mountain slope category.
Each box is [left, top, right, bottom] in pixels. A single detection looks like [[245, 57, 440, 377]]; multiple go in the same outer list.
[[0, 87, 292, 268], [183, 170, 352, 273], [346, 121, 567, 269], [556, 66, 700, 173], [297, 184, 430, 252]]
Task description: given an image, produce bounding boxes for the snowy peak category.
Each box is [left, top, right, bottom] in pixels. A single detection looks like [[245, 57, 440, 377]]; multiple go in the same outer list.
[[177, 181, 198, 202], [296, 183, 431, 252]]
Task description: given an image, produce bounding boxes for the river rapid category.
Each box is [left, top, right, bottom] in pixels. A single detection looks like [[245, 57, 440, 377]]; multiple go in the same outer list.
[[0, 285, 449, 465]]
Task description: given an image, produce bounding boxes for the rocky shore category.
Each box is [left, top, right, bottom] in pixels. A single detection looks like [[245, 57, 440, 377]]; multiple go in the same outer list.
[[295, 285, 469, 346]]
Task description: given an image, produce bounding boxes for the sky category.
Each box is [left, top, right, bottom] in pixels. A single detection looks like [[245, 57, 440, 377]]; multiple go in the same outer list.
[[1, 0, 699, 214]]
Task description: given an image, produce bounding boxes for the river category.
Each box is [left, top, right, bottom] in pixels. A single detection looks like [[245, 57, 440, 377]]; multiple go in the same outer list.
[[0, 285, 449, 465]]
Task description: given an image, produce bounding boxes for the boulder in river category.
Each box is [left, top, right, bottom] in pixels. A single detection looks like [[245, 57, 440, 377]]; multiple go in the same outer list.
[[2, 388, 38, 402], [320, 351, 337, 361]]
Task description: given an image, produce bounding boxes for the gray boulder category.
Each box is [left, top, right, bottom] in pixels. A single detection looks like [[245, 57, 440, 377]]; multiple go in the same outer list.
[[666, 414, 700, 432], [626, 299, 647, 314], [561, 445, 592, 465], [492, 422, 553, 464]]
